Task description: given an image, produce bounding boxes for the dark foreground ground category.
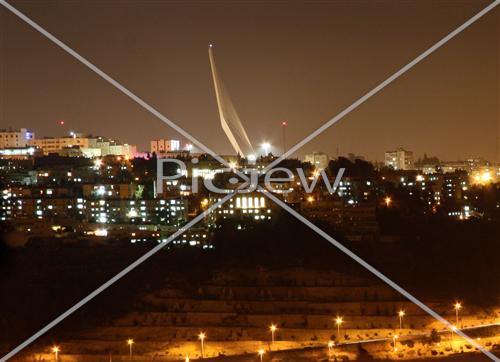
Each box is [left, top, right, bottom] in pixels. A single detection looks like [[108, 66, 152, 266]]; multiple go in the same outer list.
[[1, 212, 499, 358], [200, 348, 498, 362]]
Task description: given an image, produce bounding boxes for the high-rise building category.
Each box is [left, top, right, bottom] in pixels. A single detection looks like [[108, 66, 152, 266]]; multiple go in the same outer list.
[[384, 147, 414, 170], [0, 128, 35, 149], [150, 139, 181, 154]]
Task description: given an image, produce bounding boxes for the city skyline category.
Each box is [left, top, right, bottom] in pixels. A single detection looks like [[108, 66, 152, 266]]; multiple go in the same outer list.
[[0, 0, 498, 161]]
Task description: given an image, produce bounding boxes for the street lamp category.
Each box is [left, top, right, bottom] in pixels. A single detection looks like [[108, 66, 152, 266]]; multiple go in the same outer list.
[[453, 302, 462, 325], [398, 310, 405, 331], [393, 334, 399, 352], [450, 325, 457, 342], [327, 341, 334, 357], [258, 348, 265, 362], [269, 324, 277, 346], [51, 346, 60, 362], [261, 142, 271, 156], [127, 339, 134, 360], [335, 316, 344, 340], [198, 332, 206, 358]]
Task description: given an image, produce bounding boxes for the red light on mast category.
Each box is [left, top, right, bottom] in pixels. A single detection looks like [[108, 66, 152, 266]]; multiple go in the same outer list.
[[59, 120, 65, 126], [281, 121, 287, 126]]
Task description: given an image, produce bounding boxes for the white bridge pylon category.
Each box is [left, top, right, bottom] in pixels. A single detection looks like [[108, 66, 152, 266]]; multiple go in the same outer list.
[[208, 44, 255, 157]]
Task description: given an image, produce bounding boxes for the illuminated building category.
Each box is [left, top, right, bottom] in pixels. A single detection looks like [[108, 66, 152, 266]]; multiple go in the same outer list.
[[0, 128, 35, 149], [0, 147, 38, 160], [384, 148, 414, 170], [304, 152, 329, 170], [440, 161, 468, 174], [29, 135, 92, 154], [166, 227, 212, 248], [337, 179, 354, 202], [82, 184, 136, 199], [0, 184, 187, 227], [87, 198, 187, 226], [29, 134, 136, 158], [443, 171, 468, 201], [207, 192, 274, 224], [150, 139, 181, 154]]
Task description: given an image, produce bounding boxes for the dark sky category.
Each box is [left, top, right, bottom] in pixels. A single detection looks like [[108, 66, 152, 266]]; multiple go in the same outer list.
[[0, 0, 498, 161]]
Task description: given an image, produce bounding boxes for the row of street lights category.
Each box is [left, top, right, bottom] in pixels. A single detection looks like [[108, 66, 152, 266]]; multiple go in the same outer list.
[[49, 302, 463, 361], [50, 330, 266, 362], [333, 302, 462, 340]]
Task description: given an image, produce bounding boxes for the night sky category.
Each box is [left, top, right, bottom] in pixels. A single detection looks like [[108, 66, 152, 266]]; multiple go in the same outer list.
[[0, 0, 498, 161]]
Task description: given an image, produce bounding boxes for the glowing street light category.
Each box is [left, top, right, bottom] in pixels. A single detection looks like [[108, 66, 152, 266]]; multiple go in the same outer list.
[[335, 316, 344, 340], [327, 341, 335, 357], [269, 324, 277, 345], [384, 196, 392, 207], [453, 302, 462, 325], [127, 339, 134, 360], [258, 348, 265, 362], [450, 325, 457, 342], [481, 171, 492, 183], [398, 310, 405, 331], [393, 334, 399, 352], [51, 346, 60, 362], [261, 142, 271, 155], [198, 332, 206, 358]]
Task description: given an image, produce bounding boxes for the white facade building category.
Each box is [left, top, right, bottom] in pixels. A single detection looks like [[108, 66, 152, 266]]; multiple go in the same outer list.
[[29, 134, 136, 158], [384, 147, 414, 170], [0, 128, 35, 149]]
